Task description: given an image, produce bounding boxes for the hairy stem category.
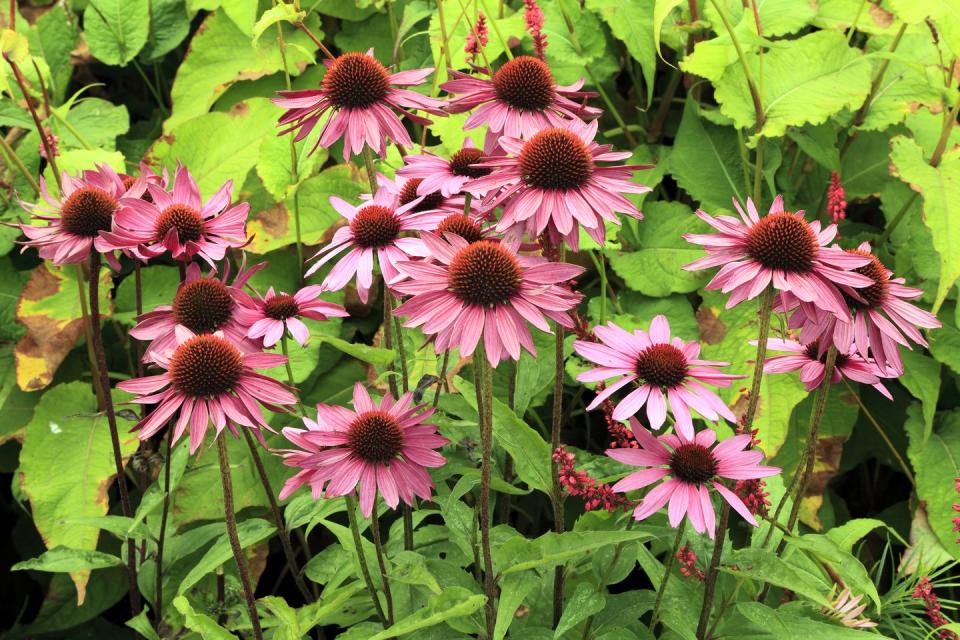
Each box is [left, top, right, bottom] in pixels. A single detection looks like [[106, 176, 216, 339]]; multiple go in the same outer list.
[[154, 431, 172, 629], [474, 344, 497, 639], [842, 379, 915, 487], [650, 521, 686, 632], [345, 494, 388, 627], [551, 322, 566, 629], [369, 504, 395, 625]]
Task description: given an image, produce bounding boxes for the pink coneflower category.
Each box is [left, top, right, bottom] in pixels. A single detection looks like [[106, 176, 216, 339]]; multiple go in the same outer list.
[[372, 172, 472, 217], [236, 285, 348, 347], [304, 188, 447, 303], [18, 164, 126, 266], [442, 55, 601, 145], [99, 165, 248, 266], [464, 12, 488, 64], [276, 383, 448, 517], [573, 316, 744, 440], [780, 242, 941, 374], [607, 419, 779, 537], [118, 328, 297, 453], [131, 261, 264, 362], [469, 119, 650, 250], [823, 589, 878, 629], [396, 140, 493, 198], [391, 232, 583, 366], [762, 338, 894, 399], [683, 196, 874, 318], [273, 49, 445, 161]]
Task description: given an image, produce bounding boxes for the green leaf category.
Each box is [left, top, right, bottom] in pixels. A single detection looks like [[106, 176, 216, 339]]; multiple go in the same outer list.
[[141, 0, 192, 61], [30, 5, 80, 102], [19, 382, 139, 603], [731, 602, 880, 638], [715, 30, 872, 142], [493, 572, 538, 640], [114, 266, 181, 325], [365, 588, 487, 640], [55, 98, 130, 152], [173, 596, 238, 639], [929, 317, 960, 376], [905, 404, 960, 560], [64, 515, 154, 541], [826, 518, 896, 551], [496, 530, 651, 576], [178, 518, 277, 594], [670, 99, 748, 210], [889, 135, 960, 312], [84, 0, 150, 66], [587, 0, 656, 104], [252, 4, 306, 45], [898, 348, 942, 441], [316, 334, 395, 367], [126, 608, 162, 640], [789, 533, 880, 610], [455, 376, 552, 494], [387, 551, 443, 595], [12, 546, 123, 572], [607, 201, 710, 296], [653, 0, 685, 57], [723, 548, 830, 605], [554, 582, 605, 638]]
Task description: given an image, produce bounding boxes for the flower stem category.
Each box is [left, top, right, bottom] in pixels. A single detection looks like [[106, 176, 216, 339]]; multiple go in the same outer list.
[[154, 431, 172, 629], [294, 20, 335, 59], [280, 335, 307, 415], [216, 435, 263, 640], [345, 494, 388, 627], [474, 343, 497, 639], [695, 285, 774, 638], [402, 504, 414, 551], [361, 145, 380, 195], [369, 502, 395, 626], [433, 350, 450, 409], [241, 428, 315, 603], [133, 261, 145, 378], [0, 133, 40, 195], [74, 264, 106, 407], [6, 56, 61, 182], [88, 252, 141, 620], [841, 379, 915, 487], [597, 249, 608, 325], [392, 311, 410, 393], [382, 287, 400, 398], [551, 322, 566, 629], [708, 0, 764, 132], [275, 17, 305, 284], [581, 518, 635, 640], [650, 521, 686, 633]]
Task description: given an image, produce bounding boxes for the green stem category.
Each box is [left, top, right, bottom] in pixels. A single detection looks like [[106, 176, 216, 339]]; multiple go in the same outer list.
[[345, 494, 389, 627], [581, 519, 635, 640], [551, 321, 566, 629], [216, 435, 264, 640], [474, 344, 497, 639], [275, 14, 305, 283], [877, 192, 918, 246], [154, 431, 172, 629], [433, 350, 450, 409], [597, 249, 608, 325], [369, 503, 395, 626], [650, 521, 686, 632], [841, 379, 915, 487], [479, 0, 511, 60], [280, 335, 306, 415], [753, 137, 765, 203], [382, 287, 400, 398], [0, 133, 40, 195], [435, 0, 454, 71], [708, 0, 764, 131]]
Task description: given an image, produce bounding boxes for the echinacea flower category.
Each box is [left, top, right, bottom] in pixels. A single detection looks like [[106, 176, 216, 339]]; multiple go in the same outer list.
[[99, 165, 249, 266], [273, 49, 445, 161], [607, 419, 779, 538], [442, 55, 600, 147], [683, 196, 873, 318], [18, 164, 126, 266], [392, 232, 583, 366], [779, 242, 941, 373], [304, 188, 446, 303], [574, 316, 743, 440], [762, 338, 894, 399], [131, 261, 264, 362], [469, 119, 650, 250], [118, 328, 297, 453], [822, 589, 878, 629], [276, 383, 449, 517], [236, 285, 348, 347], [373, 173, 473, 217], [396, 140, 494, 198]]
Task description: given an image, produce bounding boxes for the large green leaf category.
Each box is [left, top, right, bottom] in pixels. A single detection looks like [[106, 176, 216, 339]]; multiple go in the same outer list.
[[12, 546, 123, 572], [898, 348, 942, 441], [495, 530, 650, 576], [714, 30, 872, 142], [586, 0, 656, 103], [84, 0, 150, 66], [889, 135, 960, 312], [173, 596, 238, 639], [141, 0, 192, 61], [365, 588, 486, 640], [19, 382, 140, 603], [177, 518, 277, 595]]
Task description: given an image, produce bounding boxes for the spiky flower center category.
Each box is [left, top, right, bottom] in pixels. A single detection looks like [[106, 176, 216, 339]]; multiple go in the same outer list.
[[347, 410, 404, 464], [322, 52, 391, 109], [669, 443, 718, 484], [843, 249, 888, 309], [399, 179, 446, 213], [155, 204, 204, 243], [350, 205, 401, 248], [60, 186, 117, 237], [744, 212, 819, 273], [803, 342, 850, 369], [448, 147, 490, 178], [448, 241, 522, 306], [169, 334, 244, 398], [519, 128, 594, 190], [635, 343, 688, 388], [264, 293, 299, 320], [492, 55, 556, 112], [173, 278, 234, 335], [437, 214, 483, 243]]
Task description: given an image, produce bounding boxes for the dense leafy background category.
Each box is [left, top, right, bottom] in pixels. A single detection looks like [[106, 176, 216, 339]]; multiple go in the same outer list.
[[0, 0, 958, 638]]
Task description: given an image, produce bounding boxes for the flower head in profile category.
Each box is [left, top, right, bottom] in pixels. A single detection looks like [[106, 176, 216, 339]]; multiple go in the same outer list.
[[442, 55, 600, 147], [273, 49, 445, 161], [118, 328, 297, 453], [469, 119, 650, 250], [131, 261, 264, 362], [99, 165, 249, 266], [762, 338, 894, 399], [277, 383, 449, 517], [236, 285, 348, 347], [607, 420, 779, 538], [396, 140, 493, 198], [305, 187, 447, 303], [780, 241, 941, 374], [18, 164, 126, 266], [822, 589, 878, 629], [574, 316, 743, 440], [392, 232, 583, 366], [683, 196, 873, 318]]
